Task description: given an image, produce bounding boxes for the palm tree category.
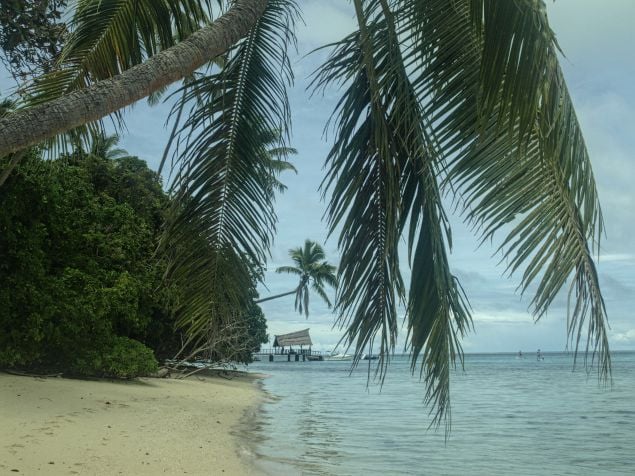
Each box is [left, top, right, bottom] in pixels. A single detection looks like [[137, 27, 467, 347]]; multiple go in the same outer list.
[[87, 133, 128, 161], [0, 0, 611, 427], [256, 239, 337, 317], [259, 128, 298, 194], [0, 0, 267, 156]]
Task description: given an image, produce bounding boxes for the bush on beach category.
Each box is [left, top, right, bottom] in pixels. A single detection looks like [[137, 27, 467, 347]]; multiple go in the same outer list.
[[74, 337, 158, 379], [0, 150, 168, 378], [0, 143, 269, 377]]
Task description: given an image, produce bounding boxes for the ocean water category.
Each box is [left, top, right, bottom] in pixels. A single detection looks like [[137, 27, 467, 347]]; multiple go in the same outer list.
[[246, 352, 635, 475]]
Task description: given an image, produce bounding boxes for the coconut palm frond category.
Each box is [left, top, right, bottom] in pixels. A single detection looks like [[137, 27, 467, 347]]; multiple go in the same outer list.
[[396, 0, 481, 161], [166, 237, 253, 341], [311, 262, 338, 289], [380, 0, 473, 430], [314, 0, 407, 383], [388, 0, 479, 430], [259, 128, 298, 193], [399, 0, 609, 378], [267, 147, 299, 161], [315, 0, 471, 427], [159, 0, 299, 344], [158, 69, 220, 177], [311, 281, 333, 309], [276, 266, 303, 276], [30, 0, 213, 101], [88, 132, 128, 160], [449, 0, 609, 378]]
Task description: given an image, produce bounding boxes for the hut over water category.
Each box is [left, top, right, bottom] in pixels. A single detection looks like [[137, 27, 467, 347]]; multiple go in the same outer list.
[[273, 328, 312, 354]]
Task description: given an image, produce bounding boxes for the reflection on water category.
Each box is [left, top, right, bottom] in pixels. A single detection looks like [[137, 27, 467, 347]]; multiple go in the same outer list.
[[298, 392, 345, 471], [247, 353, 635, 476]]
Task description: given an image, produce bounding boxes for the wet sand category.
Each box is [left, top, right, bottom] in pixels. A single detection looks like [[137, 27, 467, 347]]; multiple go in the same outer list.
[[0, 371, 263, 475]]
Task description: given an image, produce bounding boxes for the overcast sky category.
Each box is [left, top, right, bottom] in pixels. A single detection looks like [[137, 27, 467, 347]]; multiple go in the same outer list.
[[2, 0, 633, 353]]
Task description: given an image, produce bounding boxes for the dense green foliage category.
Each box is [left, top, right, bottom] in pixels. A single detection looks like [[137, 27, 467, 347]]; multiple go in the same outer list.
[[0, 142, 269, 375], [0, 0, 67, 79], [0, 148, 168, 377]]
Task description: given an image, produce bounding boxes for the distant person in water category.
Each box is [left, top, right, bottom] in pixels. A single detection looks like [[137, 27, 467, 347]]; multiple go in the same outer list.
[[537, 349, 543, 361], [518, 350, 523, 358]]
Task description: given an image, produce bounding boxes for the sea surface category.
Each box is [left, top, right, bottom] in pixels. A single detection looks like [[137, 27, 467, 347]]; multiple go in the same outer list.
[[245, 352, 635, 475]]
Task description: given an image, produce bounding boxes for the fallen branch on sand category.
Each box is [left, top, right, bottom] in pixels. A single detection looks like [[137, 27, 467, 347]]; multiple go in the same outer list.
[[2, 369, 63, 378]]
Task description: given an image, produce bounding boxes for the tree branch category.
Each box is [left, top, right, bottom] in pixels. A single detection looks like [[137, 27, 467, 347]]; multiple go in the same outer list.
[[0, 150, 26, 187]]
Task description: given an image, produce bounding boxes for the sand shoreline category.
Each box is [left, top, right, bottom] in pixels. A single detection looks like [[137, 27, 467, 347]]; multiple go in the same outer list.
[[0, 371, 265, 475]]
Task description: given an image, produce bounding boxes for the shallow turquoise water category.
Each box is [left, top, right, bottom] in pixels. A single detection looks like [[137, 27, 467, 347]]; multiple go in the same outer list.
[[247, 352, 635, 475]]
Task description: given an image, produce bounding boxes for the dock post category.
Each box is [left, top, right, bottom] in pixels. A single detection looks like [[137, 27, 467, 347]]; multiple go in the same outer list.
[[268, 354, 273, 362], [287, 354, 291, 362], [302, 354, 306, 362]]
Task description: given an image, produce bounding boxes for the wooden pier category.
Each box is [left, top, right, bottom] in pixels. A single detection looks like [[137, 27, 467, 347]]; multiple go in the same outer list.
[[254, 329, 326, 362], [254, 348, 327, 362]]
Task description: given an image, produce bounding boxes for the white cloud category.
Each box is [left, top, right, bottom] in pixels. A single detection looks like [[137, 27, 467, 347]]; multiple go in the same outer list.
[[599, 253, 635, 263], [547, 0, 635, 69], [611, 329, 635, 345], [296, 1, 355, 49], [471, 310, 534, 325]]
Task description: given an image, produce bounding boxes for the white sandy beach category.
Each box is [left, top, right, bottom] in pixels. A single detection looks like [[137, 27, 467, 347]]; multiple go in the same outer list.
[[0, 371, 263, 475]]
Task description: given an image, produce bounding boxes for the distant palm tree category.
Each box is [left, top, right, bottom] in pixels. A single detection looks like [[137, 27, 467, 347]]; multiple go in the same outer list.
[[88, 133, 128, 160], [257, 239, 337, 317], [260, 128, 297, 194]]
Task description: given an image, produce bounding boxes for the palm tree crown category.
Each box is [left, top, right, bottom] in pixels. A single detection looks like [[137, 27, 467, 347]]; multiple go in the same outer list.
[[88, 133, 128, 161], [275, 239, 337, 317]]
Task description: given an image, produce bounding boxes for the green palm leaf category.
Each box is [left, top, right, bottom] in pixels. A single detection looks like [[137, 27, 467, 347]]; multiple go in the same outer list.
[[396, 0, 608, 375], [159, 0, 299, 345], [314, 0, 406, 378], [314, 0, 470, 428], [87, 132, 128, 160], [316, 0, 608, 429], [276, 266, 303, 276], [28, 0, 212, 103], [311, 282, 333, 309], [398, 0, 608, 377], [448, 0, 608, 376]]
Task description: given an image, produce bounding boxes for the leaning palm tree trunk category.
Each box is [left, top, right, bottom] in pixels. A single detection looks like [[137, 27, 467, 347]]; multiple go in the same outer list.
[[0, 0, 268, 158], [255, 287, 299, 304]]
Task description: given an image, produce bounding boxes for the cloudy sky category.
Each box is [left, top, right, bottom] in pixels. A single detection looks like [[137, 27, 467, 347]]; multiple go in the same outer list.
[[2, 0, 633, 353]]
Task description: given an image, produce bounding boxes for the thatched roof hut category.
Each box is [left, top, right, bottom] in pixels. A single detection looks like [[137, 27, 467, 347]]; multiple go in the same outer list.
[[273, 328, 312, 348]]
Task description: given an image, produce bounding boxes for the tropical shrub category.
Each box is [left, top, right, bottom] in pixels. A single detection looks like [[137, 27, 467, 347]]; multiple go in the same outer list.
[[0, 149, 166, 377]]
